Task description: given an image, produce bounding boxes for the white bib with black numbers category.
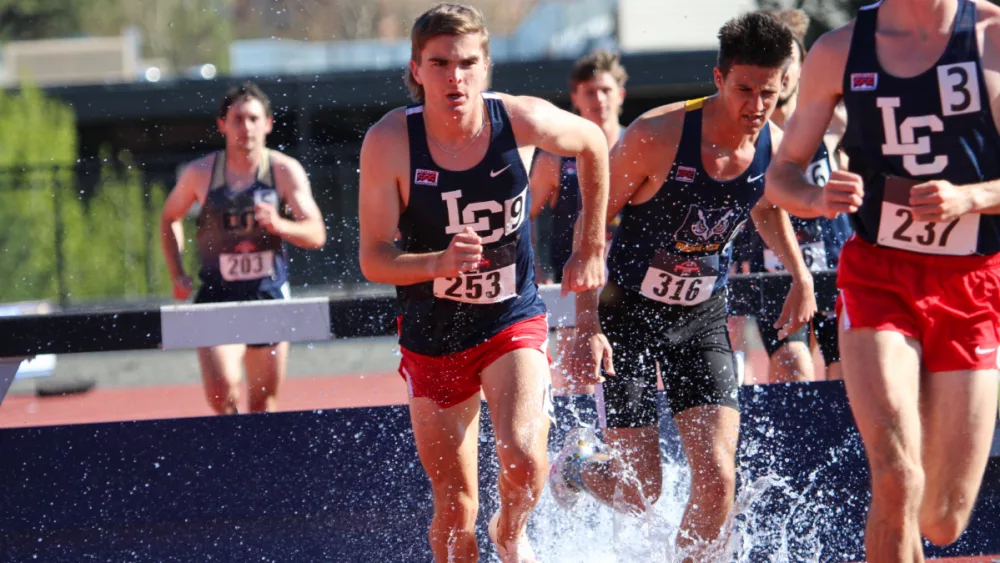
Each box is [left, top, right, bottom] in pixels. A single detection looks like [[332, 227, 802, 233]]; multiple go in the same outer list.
[[640, 250, 719, 306], [434, 242, 518, 304], [219, 251, 275, 282], [876, 175, 979, 255]]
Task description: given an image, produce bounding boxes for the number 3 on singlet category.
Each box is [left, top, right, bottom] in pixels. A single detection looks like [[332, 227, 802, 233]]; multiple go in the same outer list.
[[640, 250, 719, 306], [876, 175, 979, 255]]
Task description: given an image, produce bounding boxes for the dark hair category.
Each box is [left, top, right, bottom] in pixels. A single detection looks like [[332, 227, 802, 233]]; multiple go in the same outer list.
[[405, 3, 490, 103], [218, 82, 273, 120], [569, 49, 628, 90], [717, 12, 794, 76], [766, 8, 809, 62]]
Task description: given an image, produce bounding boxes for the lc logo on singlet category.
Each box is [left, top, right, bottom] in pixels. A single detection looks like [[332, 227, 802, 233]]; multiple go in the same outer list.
[[441, 188, 527, 244], [878, 62, 980, 175]]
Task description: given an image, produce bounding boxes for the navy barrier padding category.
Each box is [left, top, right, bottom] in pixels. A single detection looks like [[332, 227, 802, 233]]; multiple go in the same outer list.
[[2, 382, 997, 562]]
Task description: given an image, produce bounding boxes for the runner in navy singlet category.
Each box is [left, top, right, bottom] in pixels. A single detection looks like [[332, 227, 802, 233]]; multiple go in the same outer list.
[[160, 82, 326, 415], [549, 14, 816, 559], [766, 0, 1000, 557], [529, 49, 627, 398], [357, 5, 610, 562], [732, 9, 854, 383]]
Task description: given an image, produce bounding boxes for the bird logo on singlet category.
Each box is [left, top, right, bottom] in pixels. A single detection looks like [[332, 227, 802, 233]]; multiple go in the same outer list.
[[674, 205, 736, 252]]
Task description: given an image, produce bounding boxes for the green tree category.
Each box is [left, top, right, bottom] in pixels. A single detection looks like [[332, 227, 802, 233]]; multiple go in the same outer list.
[[0, 0, 90, 41], [61, 154, 179, 301], [0, 81, 77, 303]]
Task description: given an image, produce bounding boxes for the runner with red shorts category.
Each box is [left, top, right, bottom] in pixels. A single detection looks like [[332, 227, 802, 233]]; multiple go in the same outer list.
[[358, 5, 610, 562], [766, 0, 1000, 559]]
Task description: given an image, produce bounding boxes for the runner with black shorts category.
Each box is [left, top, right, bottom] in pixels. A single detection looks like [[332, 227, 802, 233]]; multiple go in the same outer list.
[[548, 14, 817, 559], [734, 9, 853, 382]]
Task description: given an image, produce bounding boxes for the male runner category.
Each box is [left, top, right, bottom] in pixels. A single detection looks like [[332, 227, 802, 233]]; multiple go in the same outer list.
[[530, 49, 627, 395], [766, 0, 1000, 559], [357, 4, 609, 562], [550, 13, 816, 558], [160, 82, 326, 414], [734, 9, 853, 382]]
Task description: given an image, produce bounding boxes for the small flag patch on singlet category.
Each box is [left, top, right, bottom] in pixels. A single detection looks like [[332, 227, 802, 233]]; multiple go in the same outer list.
[[414, 169, 439, 186], [850, 73, 878, 91], [676, 166, 697, 183]]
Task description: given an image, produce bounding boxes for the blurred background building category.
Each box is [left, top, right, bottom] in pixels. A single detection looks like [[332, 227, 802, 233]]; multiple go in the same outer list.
[[0, 0, 873, 308]]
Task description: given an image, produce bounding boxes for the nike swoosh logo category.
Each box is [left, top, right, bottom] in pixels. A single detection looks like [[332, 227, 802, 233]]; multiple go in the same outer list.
[[491, 165, 511, 178], [748, 173, 765, 182], [511, 335, 531, 342], [975, 346, 996, 355]]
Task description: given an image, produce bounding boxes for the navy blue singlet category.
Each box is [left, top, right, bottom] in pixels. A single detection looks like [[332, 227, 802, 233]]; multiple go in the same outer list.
[[397, 93, 546, 356], [842, 0, 1000, 256], [607, 98, 771, 307], [195, 150, 290, 300]]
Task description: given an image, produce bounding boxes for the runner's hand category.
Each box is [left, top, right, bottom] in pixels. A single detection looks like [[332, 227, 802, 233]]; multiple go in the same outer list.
[[172, 274, 193, 301], [821, 170, 864, 219], [561, 249, 605, 296], [774, 277, 817, 339], [567, 327, 614, 385], [436, 227, 483, 277]]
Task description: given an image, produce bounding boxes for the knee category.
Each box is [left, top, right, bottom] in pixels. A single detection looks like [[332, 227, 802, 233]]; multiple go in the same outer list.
[[920, 513, 968, 547], [641, 475, 663, 506], [920, 490, 974, 546], [430, 488, 479, 532], [871, 459, 925, 507], [247, 389, 277, 413], [608, 454, 663, 510], [498, 444, 547, 489], [204, 387, 239, 414], [690, 458, 736, 510]]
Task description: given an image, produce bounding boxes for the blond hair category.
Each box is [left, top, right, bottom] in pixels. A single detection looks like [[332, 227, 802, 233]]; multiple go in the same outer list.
[[767, 8, 810, 43], [404, 4, 490, 103]]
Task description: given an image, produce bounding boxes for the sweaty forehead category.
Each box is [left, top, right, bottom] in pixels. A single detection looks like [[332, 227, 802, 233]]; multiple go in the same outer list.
[[422, 32, 487, 60], [726, 64, 784, 88], [576, 72, 620, 91], [227, 97, 267, 119]]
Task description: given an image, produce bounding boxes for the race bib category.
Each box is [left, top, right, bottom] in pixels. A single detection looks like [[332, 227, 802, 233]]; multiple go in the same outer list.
[[876, 175, 979, 255], [640, 250, 719, 306], [763, 242, 828, 273], [433, 242, 517, 304], [220, 251, 275, 282]]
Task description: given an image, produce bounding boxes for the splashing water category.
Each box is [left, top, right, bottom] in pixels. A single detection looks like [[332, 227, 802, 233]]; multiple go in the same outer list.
[[523, 432, 856, 563]]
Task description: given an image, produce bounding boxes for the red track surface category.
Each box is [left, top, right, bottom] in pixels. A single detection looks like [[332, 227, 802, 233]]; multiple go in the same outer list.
[[0, 371, 409, 428]]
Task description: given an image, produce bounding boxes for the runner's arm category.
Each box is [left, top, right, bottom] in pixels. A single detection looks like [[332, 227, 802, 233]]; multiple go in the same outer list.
[[359, 114, 446, 286], [507, 95, 609, 258], [529, 150, 560, 283], [271, 156, 327, 249], [575, 109, 682, 328], [767, 29, 850, 218], [160, 163, 202, 280], [529, 150, 560, 219]]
